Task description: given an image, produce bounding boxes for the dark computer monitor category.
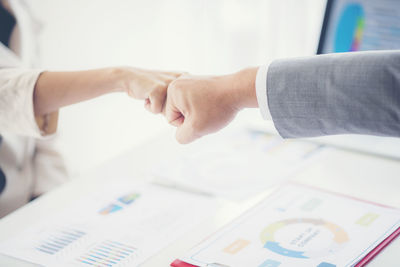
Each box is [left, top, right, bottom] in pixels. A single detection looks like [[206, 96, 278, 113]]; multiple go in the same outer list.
[[317, 0, 400, 54], [312, 0, 400, 159], [255, 0, 400, 158]]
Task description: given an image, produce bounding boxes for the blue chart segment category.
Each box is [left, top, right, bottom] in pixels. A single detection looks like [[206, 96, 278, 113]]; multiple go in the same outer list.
[[334, 3, 365, 52], [77, 240, 136, 266], [263, 241, 307, 259], [36, 228, 86, 255], [259, 259, 281, 267], [317, 263, 337, 267], [118, 193, 140, 205], [99, 204, 123, 215]]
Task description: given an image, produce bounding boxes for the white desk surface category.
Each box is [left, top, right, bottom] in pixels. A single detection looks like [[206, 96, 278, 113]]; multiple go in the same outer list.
[[0, 139, 400, 267]]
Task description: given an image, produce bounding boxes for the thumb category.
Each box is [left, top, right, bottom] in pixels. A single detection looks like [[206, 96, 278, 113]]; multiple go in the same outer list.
[[175, 116, 198, 144]]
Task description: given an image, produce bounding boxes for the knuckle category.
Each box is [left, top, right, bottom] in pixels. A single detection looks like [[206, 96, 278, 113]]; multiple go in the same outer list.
[[149, 88, 163, 100], [150, 105, 161, 114], [169, 79, 183, 91]]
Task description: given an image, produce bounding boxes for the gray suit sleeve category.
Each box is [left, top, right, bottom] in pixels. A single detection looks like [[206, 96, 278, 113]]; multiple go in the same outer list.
[[267, 50, 400, 138]]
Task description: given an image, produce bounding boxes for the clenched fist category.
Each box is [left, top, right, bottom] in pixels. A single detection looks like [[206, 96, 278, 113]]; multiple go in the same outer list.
[[164, 68, 258, 144]]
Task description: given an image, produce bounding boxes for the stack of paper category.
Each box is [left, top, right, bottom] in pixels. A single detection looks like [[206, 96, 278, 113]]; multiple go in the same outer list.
[[148, 128, 331, 200]]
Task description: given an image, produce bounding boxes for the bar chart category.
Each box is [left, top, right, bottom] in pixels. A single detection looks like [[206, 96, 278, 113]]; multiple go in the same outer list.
[[76, 240, 137, 266], [35, 228, 86, 255]]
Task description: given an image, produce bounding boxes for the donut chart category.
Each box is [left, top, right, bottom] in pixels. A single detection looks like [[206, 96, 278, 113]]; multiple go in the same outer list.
[[260, 218, 349, 259]]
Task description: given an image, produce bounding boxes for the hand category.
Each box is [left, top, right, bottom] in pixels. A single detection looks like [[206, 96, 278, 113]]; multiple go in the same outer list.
[[164, 68, 258, 144], [33, 67, 181, 118], [119, 67, 181, 113]]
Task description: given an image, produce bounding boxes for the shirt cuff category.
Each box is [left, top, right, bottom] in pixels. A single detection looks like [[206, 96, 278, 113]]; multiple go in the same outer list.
[[0, 68, 58, 138], [255, 64, 272, 120]]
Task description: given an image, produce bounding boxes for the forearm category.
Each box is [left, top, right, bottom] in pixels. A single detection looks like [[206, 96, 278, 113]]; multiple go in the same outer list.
[[267, 51, 400, 138], [33, 67, 125, 116]]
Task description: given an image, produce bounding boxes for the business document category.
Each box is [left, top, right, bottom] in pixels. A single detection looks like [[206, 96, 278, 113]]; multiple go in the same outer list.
[[174, 183, 400, 267], [0, 182, 214, 267]]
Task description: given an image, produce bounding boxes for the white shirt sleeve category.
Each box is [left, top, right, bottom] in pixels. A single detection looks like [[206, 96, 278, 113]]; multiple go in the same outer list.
[[255, 64, 272, 120], [0, 68, 44, 138]]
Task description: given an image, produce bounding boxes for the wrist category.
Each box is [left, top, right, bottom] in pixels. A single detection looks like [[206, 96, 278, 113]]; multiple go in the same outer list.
[[227, 67, 258, 110], [107, 67, 130, 93]]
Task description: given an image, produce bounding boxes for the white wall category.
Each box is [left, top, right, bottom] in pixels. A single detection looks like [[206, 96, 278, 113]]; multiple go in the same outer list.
[[27, 0, 326, 175]]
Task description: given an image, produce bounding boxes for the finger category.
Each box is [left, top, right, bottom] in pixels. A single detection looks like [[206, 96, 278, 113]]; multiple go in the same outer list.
[[148, 86, 167, 114], [169, 114, 184, 127], [161, 71, 184, 78], [144, 98, 151, 112], [175, 118, 198, 144], [164, 97, 185, 127], [166, 107, 184, 127], [159, 73, 180, 84]]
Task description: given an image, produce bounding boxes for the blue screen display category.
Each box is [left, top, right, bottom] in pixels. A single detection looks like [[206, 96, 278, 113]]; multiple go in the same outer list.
[[321, 0, 400, 53]]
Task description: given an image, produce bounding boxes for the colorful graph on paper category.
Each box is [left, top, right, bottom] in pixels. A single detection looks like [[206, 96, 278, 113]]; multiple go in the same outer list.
[[36, 228, 86, 255], [175, 183, 400, 267], [76, 240, 137, 266], [0, 183, 213, 267], [98, 192, 141, 215]]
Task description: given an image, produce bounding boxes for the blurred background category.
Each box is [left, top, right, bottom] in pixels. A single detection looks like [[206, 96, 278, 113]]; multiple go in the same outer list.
[[25, 0, 326, 176]]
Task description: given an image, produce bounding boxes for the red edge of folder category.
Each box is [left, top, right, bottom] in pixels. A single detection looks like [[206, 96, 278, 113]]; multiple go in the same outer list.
[[354, 226, 400, 267], [171, 259, 198, 267]]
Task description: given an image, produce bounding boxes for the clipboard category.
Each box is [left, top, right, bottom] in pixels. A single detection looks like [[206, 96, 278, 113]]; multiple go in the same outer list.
[[170, 183, 400, 267]]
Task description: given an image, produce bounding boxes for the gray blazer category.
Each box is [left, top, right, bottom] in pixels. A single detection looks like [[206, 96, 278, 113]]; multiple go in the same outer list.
[[267, 50, 400, 138]]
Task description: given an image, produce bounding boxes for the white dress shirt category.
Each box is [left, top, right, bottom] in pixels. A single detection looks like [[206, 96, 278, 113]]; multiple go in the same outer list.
[[255, 64, 272, 120], [0, 0, 68, 217]]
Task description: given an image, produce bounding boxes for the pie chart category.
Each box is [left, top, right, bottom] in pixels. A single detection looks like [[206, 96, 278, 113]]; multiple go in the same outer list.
[[334, 3, 365, 52], [260, 218, 349, 259]]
